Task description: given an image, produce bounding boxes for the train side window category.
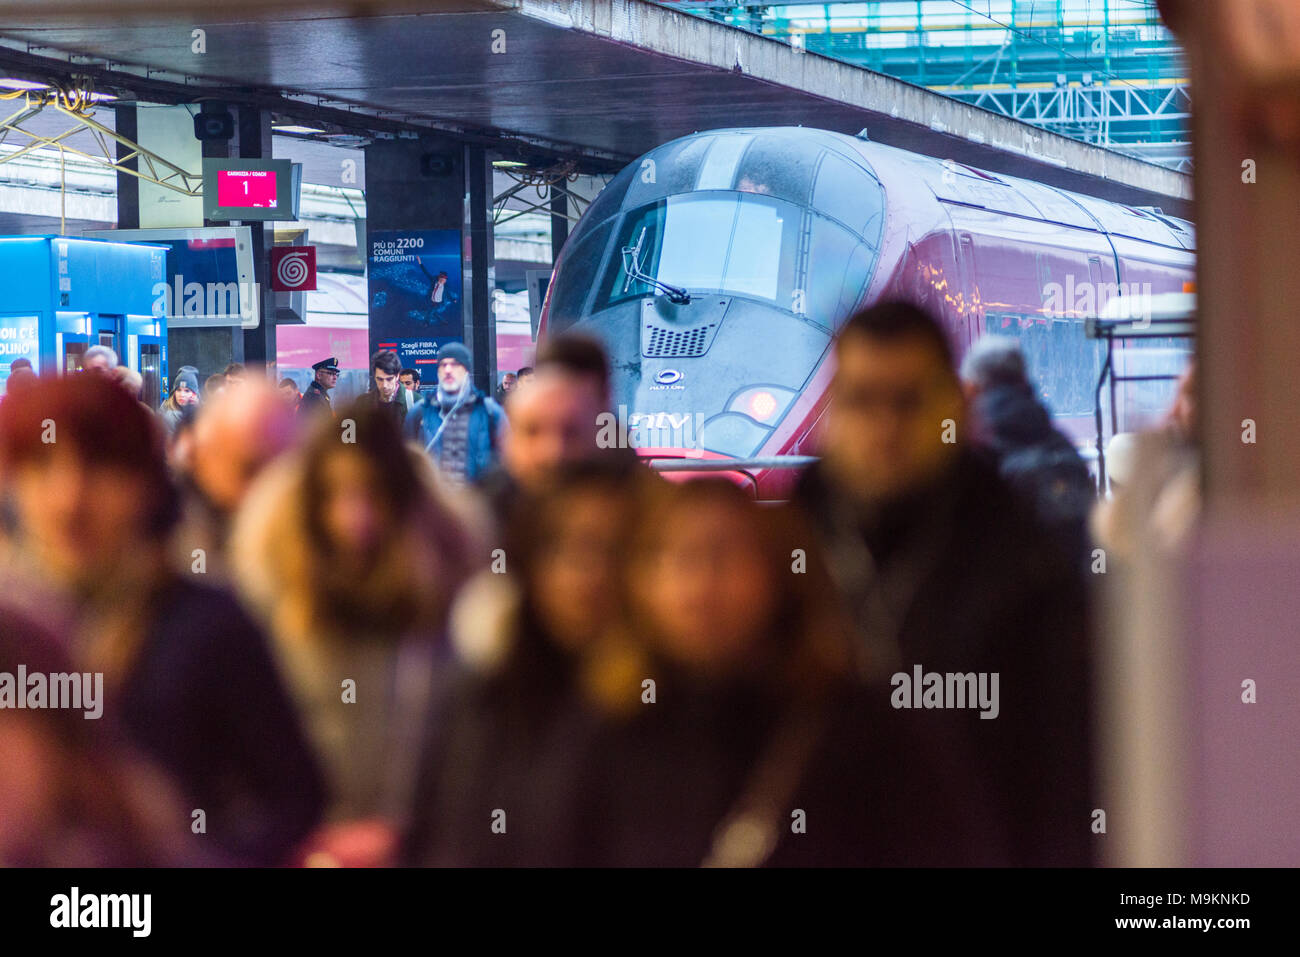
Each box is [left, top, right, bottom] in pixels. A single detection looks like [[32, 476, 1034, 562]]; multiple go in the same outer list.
[[805, 216, 874, 330], [547, 219, 614, 332], [733, 133, 819, 206], [1117, 336, 1191, 424], [1014, 315, 1103, 417], [1017, 316, 1051, 403], [581, 165, 635, 227], [834, 242, 874, 328], [621, 135, 715, 210], [812, 153, 883, 239]]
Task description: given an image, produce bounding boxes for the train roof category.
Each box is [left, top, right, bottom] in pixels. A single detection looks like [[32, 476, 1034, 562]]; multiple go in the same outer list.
[[640, 127, 1195, 252], [840, 133, 1195, 251]]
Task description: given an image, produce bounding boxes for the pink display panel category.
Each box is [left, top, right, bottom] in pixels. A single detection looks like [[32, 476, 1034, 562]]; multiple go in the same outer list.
[[217, 169, 278, 208]]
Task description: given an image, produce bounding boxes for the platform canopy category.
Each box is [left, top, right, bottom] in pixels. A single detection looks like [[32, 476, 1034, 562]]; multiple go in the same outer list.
[[0, 0, 1191, 215]]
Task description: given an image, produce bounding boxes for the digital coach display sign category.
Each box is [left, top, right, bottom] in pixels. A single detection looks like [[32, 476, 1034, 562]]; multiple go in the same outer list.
[[202, 157, 303, 222], [218, 169, 277, 208], [367, 229, 464, 374]]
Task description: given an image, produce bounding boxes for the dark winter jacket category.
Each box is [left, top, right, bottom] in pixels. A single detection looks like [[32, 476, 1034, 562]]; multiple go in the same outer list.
[[570, 671, 1005, 867], [357, 385, 410, 434], [298, 380, 333, 419], [116, 578, 327, 865], [403, 616, 598, 867], [791, 450, 1094, 867], [971, 382, 1095, 563], [404, 387, 505, 484]]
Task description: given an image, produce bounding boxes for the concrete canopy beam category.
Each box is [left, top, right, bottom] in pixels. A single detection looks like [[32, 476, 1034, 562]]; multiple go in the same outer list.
[[549, 0, 1190, 210]]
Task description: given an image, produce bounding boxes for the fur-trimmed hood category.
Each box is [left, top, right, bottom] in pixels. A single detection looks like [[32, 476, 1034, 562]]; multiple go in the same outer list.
[[228, 441, 491, 649]]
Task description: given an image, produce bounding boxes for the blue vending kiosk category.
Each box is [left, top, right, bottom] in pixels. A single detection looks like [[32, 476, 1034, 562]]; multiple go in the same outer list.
[[0, 235, 169, 403]]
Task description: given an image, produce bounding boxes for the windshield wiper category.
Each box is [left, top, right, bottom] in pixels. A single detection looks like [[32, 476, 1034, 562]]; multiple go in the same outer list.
[[621, 226, 692, 305]]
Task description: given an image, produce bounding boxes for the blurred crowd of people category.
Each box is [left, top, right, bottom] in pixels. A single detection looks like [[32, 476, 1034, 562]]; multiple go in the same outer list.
[[0, 299, 1195, 867]]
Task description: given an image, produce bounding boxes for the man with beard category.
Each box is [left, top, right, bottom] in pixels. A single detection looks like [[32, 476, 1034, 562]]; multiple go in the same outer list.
[[404, 342, 505, 488]]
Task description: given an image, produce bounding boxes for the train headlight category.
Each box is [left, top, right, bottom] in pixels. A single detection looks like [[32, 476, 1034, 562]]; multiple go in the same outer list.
[[749, 391, 778, 420], [728, 385, 797, 425]]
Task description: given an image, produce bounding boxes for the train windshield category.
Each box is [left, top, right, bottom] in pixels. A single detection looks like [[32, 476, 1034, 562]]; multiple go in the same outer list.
[[590, 191, 875, 325]]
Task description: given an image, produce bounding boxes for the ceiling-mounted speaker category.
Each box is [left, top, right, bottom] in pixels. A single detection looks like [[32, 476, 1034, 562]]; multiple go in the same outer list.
[[420, 152, 456, 177], [194, 110, 235, 142]]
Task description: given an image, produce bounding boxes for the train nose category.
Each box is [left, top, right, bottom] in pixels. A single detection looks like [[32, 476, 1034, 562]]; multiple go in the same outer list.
[[639, 295, 728, 361], [570, 295, 829, 459], [622, 295, 727, 450]]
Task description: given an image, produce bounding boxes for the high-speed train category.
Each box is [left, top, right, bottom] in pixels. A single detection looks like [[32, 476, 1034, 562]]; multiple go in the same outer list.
[[538, 127, 1195, 498]]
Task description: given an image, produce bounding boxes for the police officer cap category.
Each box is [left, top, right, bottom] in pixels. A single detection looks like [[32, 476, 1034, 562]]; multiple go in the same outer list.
[[312, 357, 340, 373]]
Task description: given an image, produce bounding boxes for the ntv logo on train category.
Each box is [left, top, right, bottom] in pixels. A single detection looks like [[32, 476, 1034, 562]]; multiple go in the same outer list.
[[1041, 274, 1154, 327], [597, 408, 708, 450], [593, 368, 707, 449]]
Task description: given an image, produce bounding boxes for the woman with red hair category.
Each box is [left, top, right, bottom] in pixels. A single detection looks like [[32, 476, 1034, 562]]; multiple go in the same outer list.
[[0, 373, 325, 865]]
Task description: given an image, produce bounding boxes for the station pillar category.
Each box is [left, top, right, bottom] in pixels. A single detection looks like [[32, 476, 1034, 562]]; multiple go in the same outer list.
[[234, 106, 277, 372], [363, 136, 496, 393], [115, 101, 277, 380], [465, 144, 497, 394], [1102, 0, 1300, 867]]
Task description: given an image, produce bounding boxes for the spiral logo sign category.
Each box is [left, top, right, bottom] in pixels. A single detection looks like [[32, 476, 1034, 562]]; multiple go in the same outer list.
[[277, 253, 308, 286], [270, 245, 317, 292]]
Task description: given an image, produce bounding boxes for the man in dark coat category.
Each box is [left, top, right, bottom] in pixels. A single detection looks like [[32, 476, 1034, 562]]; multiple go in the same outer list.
[[791, 300, 1094, 867], [298, 356, 339, 420], [357, 349, 409, 433], [961, 334, 1096, 566]]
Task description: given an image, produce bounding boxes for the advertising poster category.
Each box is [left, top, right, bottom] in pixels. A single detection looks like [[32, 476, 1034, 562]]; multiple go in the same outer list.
[[0, 314, 40, 396], [367, 229, 463, 376]]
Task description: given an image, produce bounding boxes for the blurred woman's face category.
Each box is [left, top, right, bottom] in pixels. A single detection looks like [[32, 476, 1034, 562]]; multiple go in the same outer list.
[[532, 488, 626, 651], [319, 451, 390, 565], [174, 384, 196, 406], [633, 497, 777, 674], [13, 447, 153, 589]]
